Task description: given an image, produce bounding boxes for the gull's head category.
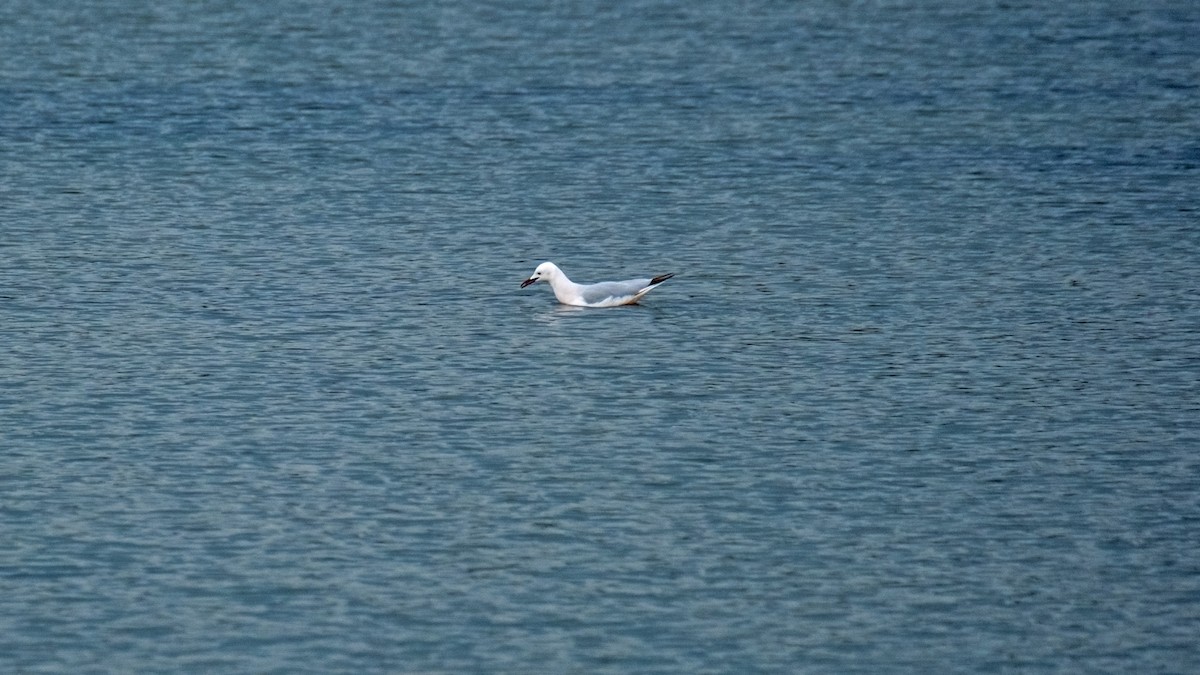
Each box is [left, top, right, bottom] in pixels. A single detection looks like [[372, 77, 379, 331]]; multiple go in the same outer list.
[[520, 262, 558, 288]]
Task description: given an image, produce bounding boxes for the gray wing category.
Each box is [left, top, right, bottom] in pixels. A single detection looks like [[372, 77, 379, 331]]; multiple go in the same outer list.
[[578, 278, 652, 304]]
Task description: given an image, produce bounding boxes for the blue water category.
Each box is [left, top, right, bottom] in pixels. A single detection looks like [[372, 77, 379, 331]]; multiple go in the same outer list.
[[3, 1, 1199, 672]]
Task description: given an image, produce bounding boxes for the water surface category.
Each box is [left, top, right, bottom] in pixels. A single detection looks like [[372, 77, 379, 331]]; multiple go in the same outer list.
[[2, 0, 1198, 672]]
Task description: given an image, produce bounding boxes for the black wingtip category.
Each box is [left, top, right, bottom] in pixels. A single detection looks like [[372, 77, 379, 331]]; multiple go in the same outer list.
[[650, 273, 675, 285]]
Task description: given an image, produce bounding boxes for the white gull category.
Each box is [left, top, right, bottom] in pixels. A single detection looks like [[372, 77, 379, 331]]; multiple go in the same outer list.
[[520, 261, 675, 308]]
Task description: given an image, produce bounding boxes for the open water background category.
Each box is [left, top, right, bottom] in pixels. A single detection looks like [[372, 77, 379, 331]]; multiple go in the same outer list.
[[2, 0, 1199, 672]]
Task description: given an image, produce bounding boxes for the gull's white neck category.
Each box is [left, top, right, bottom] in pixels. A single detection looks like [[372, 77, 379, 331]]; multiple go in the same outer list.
[[544, 266, 582, 305]]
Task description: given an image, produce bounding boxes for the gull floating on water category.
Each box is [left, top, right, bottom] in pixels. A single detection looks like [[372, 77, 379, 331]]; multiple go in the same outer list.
[[520, 262, 675, 308]]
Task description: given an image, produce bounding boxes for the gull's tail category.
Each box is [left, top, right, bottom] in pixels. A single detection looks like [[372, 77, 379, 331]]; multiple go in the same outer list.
[[632, 272, 675, 303]]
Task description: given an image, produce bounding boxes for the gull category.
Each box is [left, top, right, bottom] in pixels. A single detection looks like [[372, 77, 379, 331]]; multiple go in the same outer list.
[[520, 262, 675, 307]]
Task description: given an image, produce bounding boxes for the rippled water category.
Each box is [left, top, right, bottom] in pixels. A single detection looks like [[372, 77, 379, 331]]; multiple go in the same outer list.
[[3, 0, 1199, 672]]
